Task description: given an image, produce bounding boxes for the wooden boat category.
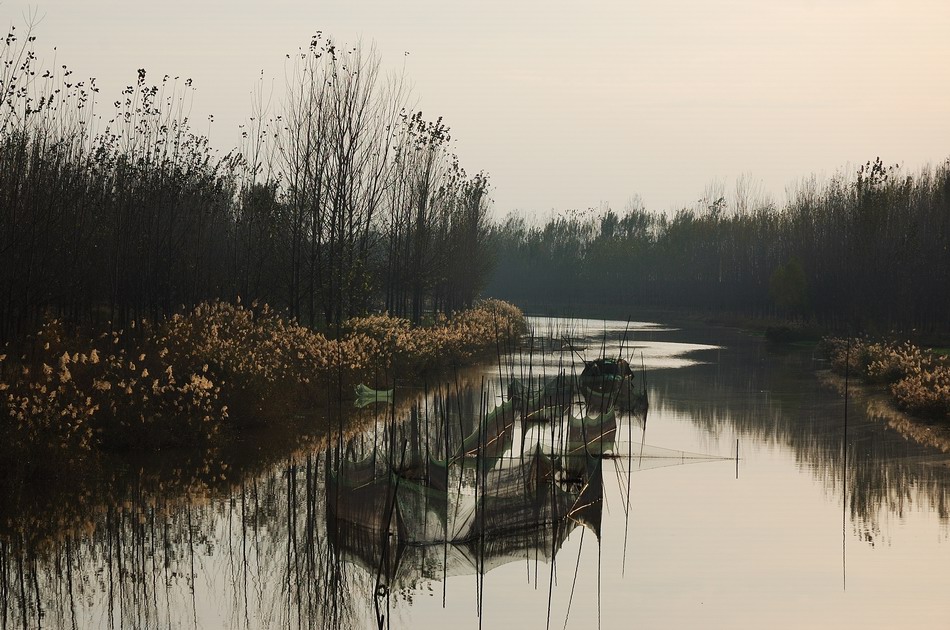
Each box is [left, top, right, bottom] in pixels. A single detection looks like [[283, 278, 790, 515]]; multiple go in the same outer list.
[[579, 357, 648, 413], [580, 357, 633, 395]]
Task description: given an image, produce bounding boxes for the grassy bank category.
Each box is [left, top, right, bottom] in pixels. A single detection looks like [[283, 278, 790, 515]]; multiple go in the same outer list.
[[823, 337, 950, 421], [0, 299, 526, 473]]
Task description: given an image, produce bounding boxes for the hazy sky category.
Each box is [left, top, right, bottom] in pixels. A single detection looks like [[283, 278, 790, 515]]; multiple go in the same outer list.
[[4, 0, 950, 217]]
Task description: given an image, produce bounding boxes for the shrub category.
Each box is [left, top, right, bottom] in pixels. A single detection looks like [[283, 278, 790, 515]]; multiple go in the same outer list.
[[0, 300, 527, 461], [890, 364, 950, 419], [823, 335, 950, 421], [0, 318, 226, 457]]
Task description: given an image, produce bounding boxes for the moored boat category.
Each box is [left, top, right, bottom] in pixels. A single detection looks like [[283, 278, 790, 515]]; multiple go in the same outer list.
[[579, 357, 648, 413]]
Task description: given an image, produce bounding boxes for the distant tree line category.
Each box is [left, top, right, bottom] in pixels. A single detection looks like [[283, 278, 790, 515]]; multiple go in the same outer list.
[[6, 21, 948, 342], [487, 159, 950, 332], [0, 27, 492, 343]]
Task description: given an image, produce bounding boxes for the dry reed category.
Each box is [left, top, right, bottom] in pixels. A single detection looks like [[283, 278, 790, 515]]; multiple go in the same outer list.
[[825, 336, 950, 421], [0, 299, 526, 460]]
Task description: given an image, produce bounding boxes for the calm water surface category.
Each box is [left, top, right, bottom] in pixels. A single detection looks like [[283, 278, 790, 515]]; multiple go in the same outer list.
[[3, 317, 950, 629]]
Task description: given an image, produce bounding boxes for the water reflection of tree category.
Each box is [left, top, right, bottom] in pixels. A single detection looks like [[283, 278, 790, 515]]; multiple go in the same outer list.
[[1, 374, 602, 629], [1, 500, 212, 629], [646, 330, 950, 537]]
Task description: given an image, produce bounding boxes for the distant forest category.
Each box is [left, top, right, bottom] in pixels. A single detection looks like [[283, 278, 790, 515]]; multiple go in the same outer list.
[[0, 30, 492, 343], [4, 25, 950, 344], [487, 158, 950, 333]]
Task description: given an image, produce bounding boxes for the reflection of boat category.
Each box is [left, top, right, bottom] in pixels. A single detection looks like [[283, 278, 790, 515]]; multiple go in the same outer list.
[[459, 398, 518, 459], [583, 378, 648, 415], [566, 409, 617, 457], [327, 449, 605, 589], [327, 373, 615, 594], [509, 372, 575, 416], [326, 456, 402, 579]]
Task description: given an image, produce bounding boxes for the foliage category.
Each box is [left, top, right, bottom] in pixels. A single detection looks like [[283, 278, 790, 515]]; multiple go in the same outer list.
[[0, 300, 526, 466], [824, 337, 950, 421], [769, 258, 807, 315], [0, 23, 496, 345], [488, 157, 950, 333], [342, 298, 526, 372], [0, 318, 226, 459]]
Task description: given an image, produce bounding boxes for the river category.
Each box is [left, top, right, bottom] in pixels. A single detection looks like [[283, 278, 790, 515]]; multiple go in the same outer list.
[[2, 316, 950, 629]]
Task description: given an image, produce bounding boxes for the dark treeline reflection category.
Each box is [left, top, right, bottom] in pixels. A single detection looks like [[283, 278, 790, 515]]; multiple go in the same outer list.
[[0, 375, 608, 630], [0, 28, 492, 343], [641, 325, 950, 539], [488, 159, 950, 332]]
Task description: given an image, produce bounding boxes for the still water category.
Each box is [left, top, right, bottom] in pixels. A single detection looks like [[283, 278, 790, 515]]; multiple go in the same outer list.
[[3, 317, 950, 629]]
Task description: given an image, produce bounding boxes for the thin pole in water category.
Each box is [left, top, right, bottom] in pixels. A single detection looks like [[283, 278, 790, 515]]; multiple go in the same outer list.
[[842, 336, 850, 591], [618, 315, 632, 360], [562, 527, 586, 630]]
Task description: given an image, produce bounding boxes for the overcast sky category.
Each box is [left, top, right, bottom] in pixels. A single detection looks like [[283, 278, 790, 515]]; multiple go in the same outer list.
[[4, 0, 950, 217]]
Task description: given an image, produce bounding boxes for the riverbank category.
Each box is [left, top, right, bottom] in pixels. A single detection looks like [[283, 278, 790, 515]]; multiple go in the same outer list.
[[0, 299, 526, 475], [822, 337, 950, 421]]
